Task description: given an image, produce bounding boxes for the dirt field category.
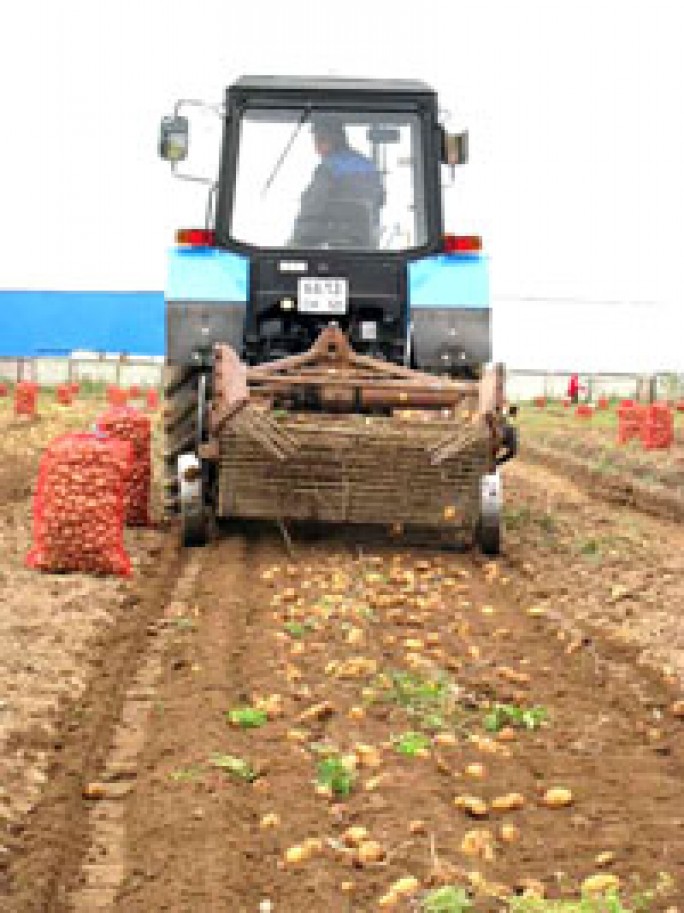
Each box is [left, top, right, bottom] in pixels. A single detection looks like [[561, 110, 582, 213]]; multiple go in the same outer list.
[[517, 404, 684, 523], [1, 392, 684, 912]]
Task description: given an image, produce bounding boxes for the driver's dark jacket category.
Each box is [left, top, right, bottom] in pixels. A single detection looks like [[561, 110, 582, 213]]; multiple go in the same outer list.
[[291, 148, 384, 247]]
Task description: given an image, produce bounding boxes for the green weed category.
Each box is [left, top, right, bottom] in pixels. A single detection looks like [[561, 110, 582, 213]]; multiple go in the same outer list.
[[169, 766, 202, 783], [316, 755, 356, 796], [173, 616, 197, 631], [376, 668, 466, 733], [208, 753, 258, 782], [483, 703, 548, 733], [422, 886, 472, 913], [284, 620, 316, 638], [393, 731, 431, 757], [225, 707, 268, 729]]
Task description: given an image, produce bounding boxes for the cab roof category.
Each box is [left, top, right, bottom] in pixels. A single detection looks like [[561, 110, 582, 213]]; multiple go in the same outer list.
[[232, 75, 434, 96]]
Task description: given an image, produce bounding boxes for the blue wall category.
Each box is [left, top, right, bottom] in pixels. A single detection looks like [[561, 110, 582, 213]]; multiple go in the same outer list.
[[0, 291, 165, 357]]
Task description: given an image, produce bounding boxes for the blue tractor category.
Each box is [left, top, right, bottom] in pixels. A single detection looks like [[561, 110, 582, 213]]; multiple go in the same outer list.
[[159, 76, 512, 551]]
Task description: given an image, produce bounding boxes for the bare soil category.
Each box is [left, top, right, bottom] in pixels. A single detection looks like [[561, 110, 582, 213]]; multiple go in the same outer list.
[[1, 395, 684, 911], [0, 395, 167, 903], [517, 404, 684, 522]]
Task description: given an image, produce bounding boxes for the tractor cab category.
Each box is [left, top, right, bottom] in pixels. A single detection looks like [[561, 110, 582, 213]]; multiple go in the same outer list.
[[160, 77, 481, 371]]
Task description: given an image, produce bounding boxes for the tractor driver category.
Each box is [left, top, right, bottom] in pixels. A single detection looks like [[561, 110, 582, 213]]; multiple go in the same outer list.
[[290, 115, 385, 249]]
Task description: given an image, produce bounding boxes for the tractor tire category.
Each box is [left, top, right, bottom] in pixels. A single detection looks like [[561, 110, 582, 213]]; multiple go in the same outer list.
[[476, 471, 502, 557], [476, 514, 501, 557], [163, 365, 200, 516]]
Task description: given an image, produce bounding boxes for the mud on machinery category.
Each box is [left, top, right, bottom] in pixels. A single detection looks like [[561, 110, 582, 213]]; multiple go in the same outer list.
[[158, 76, 517, 554]]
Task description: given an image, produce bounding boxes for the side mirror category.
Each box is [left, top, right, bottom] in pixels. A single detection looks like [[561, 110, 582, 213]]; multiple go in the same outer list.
[[442, 130, 469, 166], [159, 115, 189, 163]]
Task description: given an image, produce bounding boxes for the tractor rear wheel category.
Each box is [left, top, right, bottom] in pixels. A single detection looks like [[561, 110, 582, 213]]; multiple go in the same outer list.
[[163, 365, 199, 516], [476, 471, 502, 557]]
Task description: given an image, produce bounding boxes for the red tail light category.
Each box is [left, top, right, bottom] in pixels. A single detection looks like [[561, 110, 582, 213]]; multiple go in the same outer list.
[[176, 228, 216, 247], [443, 234, 482, 254]]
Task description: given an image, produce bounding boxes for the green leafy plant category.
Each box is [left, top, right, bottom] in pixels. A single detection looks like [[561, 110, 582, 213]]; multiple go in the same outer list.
[[422, 886, 472, 913], [225, 706, 268, 729], [578, 537, 602, 557], [506, 871, 675, 913], [316, 755, 356, 796], [483, 703, 548, 733], [208, 753, 258, 782], [169, 766, 202, 782], [173, 616, 197, 631], [386, 669, 449, 713], [284, 620, 315, 638], [376, 668, 467, 734], [393, 731, 431, 756]]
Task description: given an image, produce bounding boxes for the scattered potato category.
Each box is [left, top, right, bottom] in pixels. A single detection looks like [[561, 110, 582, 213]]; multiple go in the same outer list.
[[260, 813, 280, 830], [303, 837, 323, 852], [542, 787, 574, 808], [491, 793, 525, 812], [390, 876, 420, 897], [364, 774, 388, 792], [408, 820, 427, 835], [460, 828, 495, 861], [404, 638, 424, 650], [357, 840, 386, 865], [499, 823, 520, 843], [284, 845, 310, 864], [347, 627, 365, 645], [343, 826, 369, 846], [517, 878, 545, 898], [465, 763, 486, 778], [582, 873, 620, 895], [298, 701, 335, 723], [454, 795, 489, 818], [354, 743, 383, 768]]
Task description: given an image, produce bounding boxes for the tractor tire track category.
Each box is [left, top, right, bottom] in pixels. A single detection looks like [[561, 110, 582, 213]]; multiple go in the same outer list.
[[2, 532, 182, 913]]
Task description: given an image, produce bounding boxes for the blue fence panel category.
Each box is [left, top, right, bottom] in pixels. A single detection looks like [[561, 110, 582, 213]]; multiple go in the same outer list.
[[0, 291, 165, 357]]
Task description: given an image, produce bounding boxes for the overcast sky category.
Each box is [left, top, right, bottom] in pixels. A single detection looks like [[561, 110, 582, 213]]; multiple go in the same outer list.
[[1, 0, 682, 369]]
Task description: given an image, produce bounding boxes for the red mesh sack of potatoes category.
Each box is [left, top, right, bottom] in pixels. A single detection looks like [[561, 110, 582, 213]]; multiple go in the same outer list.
[[145, 389, 159, 410], [0, 382, 9, 397], [56, 384, 73, 405], [26, 433, 132, 576], [15, 381, 38, 417], [97, 407, 151, 526], [107, 386, 128, 407]]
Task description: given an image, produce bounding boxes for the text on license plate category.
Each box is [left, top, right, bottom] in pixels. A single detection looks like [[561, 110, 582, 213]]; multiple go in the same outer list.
[[297, 278, 348, 314]]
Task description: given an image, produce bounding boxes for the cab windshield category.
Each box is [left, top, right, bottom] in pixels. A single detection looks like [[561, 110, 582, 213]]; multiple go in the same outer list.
[[230, 108, 427, 251]]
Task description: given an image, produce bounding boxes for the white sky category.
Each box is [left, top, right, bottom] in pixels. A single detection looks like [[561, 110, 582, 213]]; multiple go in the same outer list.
[[1, 0, 682, 369]]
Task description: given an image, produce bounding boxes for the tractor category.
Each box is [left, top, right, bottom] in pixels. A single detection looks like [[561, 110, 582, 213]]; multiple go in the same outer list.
[[159, 76, 514, 553]]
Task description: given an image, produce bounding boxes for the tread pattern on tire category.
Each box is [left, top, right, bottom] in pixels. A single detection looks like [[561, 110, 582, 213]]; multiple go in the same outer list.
[[163, 365, 199, 515], [477, 516, 501, 556]]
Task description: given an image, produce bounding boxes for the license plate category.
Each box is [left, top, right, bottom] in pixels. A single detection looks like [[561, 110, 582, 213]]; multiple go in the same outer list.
[[297, 278, 348, 315]]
